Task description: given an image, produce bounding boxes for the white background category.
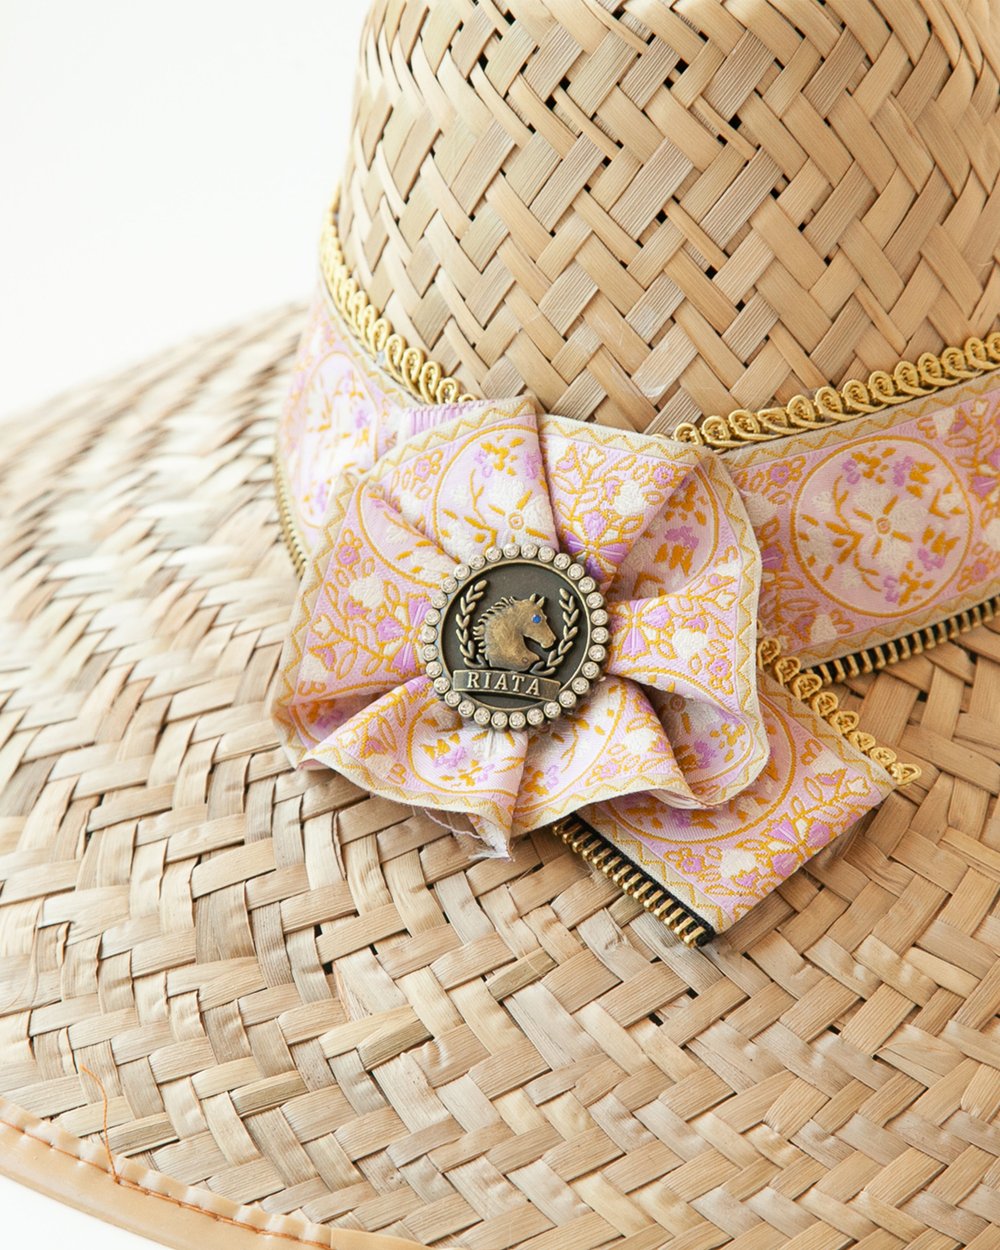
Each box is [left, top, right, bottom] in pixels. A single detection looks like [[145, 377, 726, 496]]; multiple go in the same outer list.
[[0, 2, 365, 1246], [1, 1, 366, 416]]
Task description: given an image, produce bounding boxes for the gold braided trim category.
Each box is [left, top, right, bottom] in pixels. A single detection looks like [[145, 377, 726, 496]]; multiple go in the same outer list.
[[673, 337, 1000, 449], [552, 815, 711, 946], [758, 638, 921, 787], [321, 195, 475, 408]]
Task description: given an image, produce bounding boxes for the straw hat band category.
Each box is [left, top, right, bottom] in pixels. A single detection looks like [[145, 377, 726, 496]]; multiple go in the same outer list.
[[279, 260, 1000, 678], [272, 286, 936, 936]]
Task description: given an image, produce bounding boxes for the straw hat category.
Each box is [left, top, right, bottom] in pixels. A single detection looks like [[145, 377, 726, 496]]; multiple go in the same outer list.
[[3, 3, 1000, 1248]]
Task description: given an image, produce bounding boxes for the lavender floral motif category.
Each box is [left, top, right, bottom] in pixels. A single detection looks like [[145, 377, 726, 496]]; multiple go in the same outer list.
[[728, 386, 1000, 660], [274, 301, 906, 930], [793, 441, 968, 615]]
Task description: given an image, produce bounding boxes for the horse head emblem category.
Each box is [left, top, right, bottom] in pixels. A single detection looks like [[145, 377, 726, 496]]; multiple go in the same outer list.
[[473, 594, 556, 671]]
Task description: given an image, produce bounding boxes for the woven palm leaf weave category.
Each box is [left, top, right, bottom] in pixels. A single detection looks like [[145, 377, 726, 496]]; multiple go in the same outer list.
[[341, 0, 1000, 430], [4, 0, 1000, 1246], [0, 306, 999, 1248]]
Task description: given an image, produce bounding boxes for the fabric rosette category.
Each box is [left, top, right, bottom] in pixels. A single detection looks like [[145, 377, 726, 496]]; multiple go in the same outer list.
[[274, 394, 899, 929], [283, 398, 778, 822], [276, 395, 768, 848]]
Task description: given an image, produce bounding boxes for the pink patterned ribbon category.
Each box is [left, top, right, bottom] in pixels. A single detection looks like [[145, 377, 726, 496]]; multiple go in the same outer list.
[[275, 394, 768, 847], [272, 293, 911, 933], [728, 386, 1000, 666], [283, 295, 1000, 670]]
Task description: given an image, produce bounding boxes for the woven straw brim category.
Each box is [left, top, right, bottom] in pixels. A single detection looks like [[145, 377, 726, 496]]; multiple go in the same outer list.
[[3, 311, 1000, 1250]]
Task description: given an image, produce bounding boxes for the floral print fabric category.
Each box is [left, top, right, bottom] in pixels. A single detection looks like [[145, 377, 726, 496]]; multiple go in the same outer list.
[[273, 295, 905, 930], [728, 378, 1000, 665], [275, 396, 770, 857], [283, 293, 1000, 671]]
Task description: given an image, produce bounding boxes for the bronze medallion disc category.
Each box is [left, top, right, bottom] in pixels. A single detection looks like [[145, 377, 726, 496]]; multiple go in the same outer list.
[[421, 542, 609, 730]]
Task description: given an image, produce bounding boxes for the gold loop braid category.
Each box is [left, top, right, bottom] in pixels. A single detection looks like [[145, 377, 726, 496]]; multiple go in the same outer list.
[[321, 193, 475, 408], [320, 190, 998, 448], [756, 638, 921, 787], [673, 337, 1000, 448]]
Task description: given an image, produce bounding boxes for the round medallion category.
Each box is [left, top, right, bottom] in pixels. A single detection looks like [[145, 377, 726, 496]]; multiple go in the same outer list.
[[420, 542, 609, 730]]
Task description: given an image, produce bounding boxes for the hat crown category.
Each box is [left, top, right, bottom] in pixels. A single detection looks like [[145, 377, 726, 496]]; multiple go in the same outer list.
[[338, 0, 1000, 429]]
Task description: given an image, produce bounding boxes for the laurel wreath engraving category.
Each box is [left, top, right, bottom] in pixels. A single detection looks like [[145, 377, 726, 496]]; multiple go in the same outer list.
[[531, 587, 579, 677], [456, 579, 489, 667]]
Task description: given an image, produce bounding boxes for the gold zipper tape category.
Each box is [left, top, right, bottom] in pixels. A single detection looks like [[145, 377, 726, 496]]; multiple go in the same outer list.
[[807, 592, 1000, 685], [274, 449, 308, 581], [553, 814, 713, 946]]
